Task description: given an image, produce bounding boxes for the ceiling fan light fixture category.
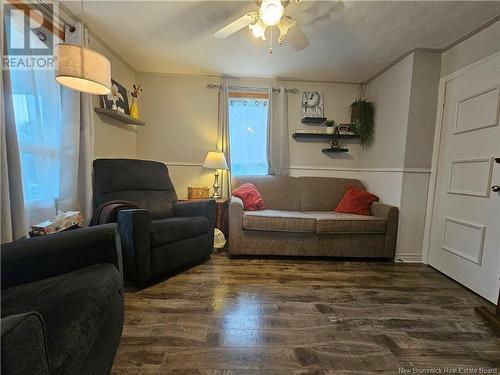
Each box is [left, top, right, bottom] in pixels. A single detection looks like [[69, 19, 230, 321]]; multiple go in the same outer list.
[[249, 18, 267, 40], [259, 0, 284, 26]]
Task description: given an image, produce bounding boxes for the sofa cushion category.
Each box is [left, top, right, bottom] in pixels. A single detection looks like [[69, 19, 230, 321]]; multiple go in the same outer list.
[[305, 211, 386, 233], [243, 210, 316, 233], [299, 177, 366, 211], [232, 183, 265, 210], [1, 263, 122, 375], [335, 185, 379, 215], [150, 216, 208, 247], [232, 176, 301, 211]]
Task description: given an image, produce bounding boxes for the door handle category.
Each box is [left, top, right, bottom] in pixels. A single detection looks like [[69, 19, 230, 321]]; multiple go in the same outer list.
[[492, 185, 500, 192]]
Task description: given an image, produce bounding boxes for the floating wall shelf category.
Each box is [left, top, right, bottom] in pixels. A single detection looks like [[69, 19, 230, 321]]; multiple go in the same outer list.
[[322, 147, 349, 153], [95, 107, 145, 126], [301, 117, 327, 124], [292, 132, 359, 140]]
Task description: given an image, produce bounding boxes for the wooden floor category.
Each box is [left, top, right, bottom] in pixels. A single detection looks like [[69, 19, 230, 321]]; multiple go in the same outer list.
[[111, 253, 499, 374]]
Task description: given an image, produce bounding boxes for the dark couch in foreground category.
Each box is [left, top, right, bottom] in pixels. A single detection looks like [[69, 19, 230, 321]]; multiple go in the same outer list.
[[1, 225, 124, 375], [93, 158, 215, 285]]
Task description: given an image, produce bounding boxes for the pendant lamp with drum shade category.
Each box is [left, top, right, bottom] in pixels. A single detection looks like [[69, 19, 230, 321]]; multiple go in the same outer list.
[[55, 0, 111, 95]]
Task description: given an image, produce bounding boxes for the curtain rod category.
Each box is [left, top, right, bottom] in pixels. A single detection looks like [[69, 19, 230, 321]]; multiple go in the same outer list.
[[37, 0, 75, 30], [206, 83, 299, 93]]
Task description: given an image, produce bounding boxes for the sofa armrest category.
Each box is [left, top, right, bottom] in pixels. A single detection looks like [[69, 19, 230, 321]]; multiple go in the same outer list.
[[1, 313, 50, 375], [370, 202, 399, 258], [228, 197, 244, 253], [174, 199, 216, 251], [117, 209, 152, 285], [229, 197, 244, 223], [1, 224, 122, 289]]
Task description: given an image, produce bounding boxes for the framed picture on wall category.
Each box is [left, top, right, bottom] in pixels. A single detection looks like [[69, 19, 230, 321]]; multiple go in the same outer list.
[[100, 79, 129, 114], [302, 91, 324, 118]]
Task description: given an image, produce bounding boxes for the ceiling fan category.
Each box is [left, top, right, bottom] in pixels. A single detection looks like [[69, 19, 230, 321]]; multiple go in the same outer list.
[[213, 0, 309, 52]]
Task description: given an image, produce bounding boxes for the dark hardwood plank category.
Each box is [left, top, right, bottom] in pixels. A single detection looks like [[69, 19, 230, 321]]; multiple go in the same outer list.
[[112, 253, 499, 374]]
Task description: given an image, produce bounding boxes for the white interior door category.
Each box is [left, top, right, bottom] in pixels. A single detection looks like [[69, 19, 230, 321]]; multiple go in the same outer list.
[[429, 53, 500, 303]]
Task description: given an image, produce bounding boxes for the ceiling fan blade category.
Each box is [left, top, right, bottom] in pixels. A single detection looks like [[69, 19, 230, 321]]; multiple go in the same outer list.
[[277, 16, 296, 44], [213, 12, 258, 39], [287, 23, 309, 50]]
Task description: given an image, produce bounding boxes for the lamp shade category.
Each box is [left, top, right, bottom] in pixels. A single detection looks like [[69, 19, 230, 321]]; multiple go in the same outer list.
[[203, 151, 229, 170], [55, 43, 111, 95]]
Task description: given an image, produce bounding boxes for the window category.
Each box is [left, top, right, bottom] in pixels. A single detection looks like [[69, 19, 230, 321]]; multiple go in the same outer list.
[[228, 93, 269, 176], [6, 10, 63, 224]]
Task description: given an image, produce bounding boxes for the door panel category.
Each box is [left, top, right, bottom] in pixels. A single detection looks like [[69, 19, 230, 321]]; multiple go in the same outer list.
[[429, 54, 500, 303]]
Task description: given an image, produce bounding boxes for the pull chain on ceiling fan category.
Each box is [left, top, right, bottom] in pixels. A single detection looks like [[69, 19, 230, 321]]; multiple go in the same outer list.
[[213, 0, 309, 52]]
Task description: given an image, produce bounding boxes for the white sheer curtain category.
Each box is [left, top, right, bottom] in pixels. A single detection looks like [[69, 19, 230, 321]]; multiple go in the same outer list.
[[8, 39, 63, 227], [6, 18, 95, 230], [1, 67, 27, 242], [268, 86, 290, 175], [59, 23, 94, 221], [217, 82, 231, 198]]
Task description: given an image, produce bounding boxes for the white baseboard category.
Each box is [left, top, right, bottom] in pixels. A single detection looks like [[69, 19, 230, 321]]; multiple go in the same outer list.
[[395, 253, 423, 263]]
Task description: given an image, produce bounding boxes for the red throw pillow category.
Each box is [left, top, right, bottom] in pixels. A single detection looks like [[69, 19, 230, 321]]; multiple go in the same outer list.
[[232, 183, 265, 211], [335, 185, 379, 215]]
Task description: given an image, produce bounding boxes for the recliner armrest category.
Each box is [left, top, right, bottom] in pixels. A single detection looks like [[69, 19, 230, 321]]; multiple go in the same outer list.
[[174, 199, 216, 251], [117, 209, 152, 285], [1, 313, 50, 375], [1, 224, 122, 289]]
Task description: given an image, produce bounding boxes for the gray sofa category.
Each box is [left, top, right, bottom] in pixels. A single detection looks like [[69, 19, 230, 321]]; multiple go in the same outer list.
[[229, 176, 399, 258]]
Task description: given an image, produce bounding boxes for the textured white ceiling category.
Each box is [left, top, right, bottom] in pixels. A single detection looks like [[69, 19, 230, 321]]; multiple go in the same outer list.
[[64, 1, 500, 82]]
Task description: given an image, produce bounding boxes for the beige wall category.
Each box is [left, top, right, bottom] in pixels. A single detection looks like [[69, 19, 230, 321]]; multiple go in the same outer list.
[[135, 73, 221, 198], [88, 35, 138, 159], [404, 51, 442, 169], [365, 51, 441, 261], [441, 20, 500, 77], [135, 74, 361, 197], [363, 54, 414, 169]]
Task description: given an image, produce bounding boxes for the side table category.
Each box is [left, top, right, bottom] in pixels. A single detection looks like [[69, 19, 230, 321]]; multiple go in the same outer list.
[[179, 198, 229, 237]]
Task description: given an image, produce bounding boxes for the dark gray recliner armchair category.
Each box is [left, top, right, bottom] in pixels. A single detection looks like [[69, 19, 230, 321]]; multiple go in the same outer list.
[[92, 158, 215, 285], [1, 224, 124, 375]]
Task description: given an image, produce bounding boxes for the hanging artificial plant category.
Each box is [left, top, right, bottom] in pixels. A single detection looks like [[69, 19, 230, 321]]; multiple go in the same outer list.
[[350, 83, 375, 148]]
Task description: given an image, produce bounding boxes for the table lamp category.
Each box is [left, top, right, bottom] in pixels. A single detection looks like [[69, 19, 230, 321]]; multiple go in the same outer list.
[[203, 151, 229, 199]]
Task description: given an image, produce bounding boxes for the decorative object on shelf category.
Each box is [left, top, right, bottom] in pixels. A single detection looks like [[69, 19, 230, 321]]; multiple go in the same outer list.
[[301, 117, 327, 124], [350, 83, 375, 148], [302, 91, 324, 118], [187, 186, 210, 200], [325, 120, 335, 134], [295, 129, 326, 134], [331, 139, 341, 149], [336, 123, 357, 135], [55, 0, 111, 95], [94, 108, 145, 126], [203, 151, 229, 199], [129, 84, 142, 120], [101, 79, 129, 114], [322, 139, 348, 153]]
